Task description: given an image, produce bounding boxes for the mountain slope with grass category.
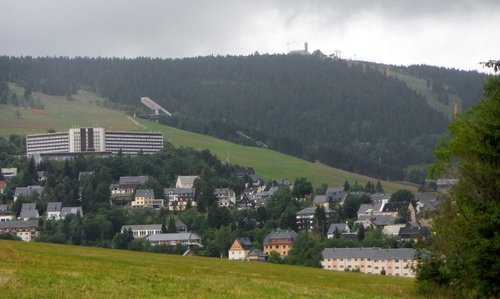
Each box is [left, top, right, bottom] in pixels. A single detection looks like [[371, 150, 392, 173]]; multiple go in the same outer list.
[[0, 84, 415, 192], [0, 240, 421, 299], [0, 55, 486, 180]]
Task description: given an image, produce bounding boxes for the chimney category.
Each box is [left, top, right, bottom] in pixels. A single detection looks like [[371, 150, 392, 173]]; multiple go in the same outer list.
[[304, 42, 308, 53]]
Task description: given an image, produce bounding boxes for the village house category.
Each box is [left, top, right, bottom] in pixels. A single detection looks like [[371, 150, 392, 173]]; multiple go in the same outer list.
[[146, 232, 202, 248], [111, 175, 149, 203], [263, 229, 298, 257], [19, 203, 39, 220], [46, 202, 63, 220], [355, 200, 416, 229], [398, 225, 430, 242], [245, 248, 267, 262], [415, 192, 441, 215], [326, 222, 351, 239], [296, 206, 336, 231], [131, 189, 164, 209], [164, 188, 196, 211], [312, 195, 329, 208], [321, 247, 417, 277], [0, 219, 39, 241], [14, 185, 44, 201], [228, 237, 253, 260], [325, 186, 347, 204], [60, 207, 83, 219], [0, 205, 15, 222], [214, 188, 236, 207], [121, 220, 187, 239], [1, 168, 17, 181], [122, 224, 162, 238], [382, 224, 407, 237], [175, 175, 199, 188]]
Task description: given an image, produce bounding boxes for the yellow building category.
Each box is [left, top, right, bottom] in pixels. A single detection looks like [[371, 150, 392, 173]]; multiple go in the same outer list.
[[263, 229, 298, 257], [321, 248, 417, 277]]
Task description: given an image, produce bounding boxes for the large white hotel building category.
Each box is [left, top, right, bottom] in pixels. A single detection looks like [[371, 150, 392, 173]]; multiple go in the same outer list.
[[26, 127, 163, 159]]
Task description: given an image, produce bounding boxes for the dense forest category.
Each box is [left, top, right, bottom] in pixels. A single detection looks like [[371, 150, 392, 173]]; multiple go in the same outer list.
[[0, 55, 486, 179]]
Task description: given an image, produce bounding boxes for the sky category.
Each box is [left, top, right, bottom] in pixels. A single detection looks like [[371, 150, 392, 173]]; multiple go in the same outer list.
[[1, 0, 499, 72]]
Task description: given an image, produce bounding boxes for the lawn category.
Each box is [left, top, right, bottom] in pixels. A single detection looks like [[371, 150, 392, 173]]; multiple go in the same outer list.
[[0, 240, 421, 298]]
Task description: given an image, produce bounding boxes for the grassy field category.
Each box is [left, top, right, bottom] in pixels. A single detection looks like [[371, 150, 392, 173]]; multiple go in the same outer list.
[[0, 84, 141, 136], [0, 240, 421, 299], [0, 84, 417, 192]]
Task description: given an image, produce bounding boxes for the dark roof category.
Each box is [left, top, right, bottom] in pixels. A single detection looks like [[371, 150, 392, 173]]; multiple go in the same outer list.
[[246, 248, 266, 258], [21, 203, 37, 211], [263, 229, 298, 245], [122, 224, 161, 231], [356, 214, 396, 226], [135, 189, 155, 198], [15, 186, 44, 196], [399, 226, 430, 238], [0, 219, 39, 229], [146, 232, 201, 242], [313, 195, 328, 205], [164, 188, 196, 195], [327, 223, 350, 235], [325, 186, 343, 195], [175, 220, 187, 231], [297, 207, 335, 215], [233, 166, 254, 177], [237, 237, 253, 250], [370, 193, 390, 203], [60, 207, 83, 218], [382, 202, 406, 213], [119, 176, 149, 186], [214, 188, 234, 196], [46, 202, 62, 212], [322, 247, 416, 260]]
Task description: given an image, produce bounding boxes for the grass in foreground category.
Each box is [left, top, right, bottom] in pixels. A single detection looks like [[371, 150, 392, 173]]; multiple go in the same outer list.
[[0, 240, 420, 299]]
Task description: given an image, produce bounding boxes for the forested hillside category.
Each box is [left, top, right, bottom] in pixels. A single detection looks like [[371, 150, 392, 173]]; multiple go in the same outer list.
[[0, 55, 486, 180]]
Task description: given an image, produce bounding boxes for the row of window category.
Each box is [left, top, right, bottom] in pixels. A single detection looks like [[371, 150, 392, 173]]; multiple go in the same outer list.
[[328, 258, 411, 263]]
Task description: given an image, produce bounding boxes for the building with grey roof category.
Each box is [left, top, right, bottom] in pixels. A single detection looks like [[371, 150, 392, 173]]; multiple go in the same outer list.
[[146, 232, 202, 247], [296, 206, 336, 231], [14, 186, 44, 201], [355, 214, 396, 229], [214, 188, 236, 207], [164, 188, 196, 211], [321, 247, 417, 277], [327, 223, 350, 238], [313, 195, 329, 207], [0, 219, 39, 241], [60, 207, 83, 219], [119, 176, 149, 187], [19, 203, 39, 220], [263, 229, 298, 257], [325, 186, 346, 203], [46, 202, 62, 220], [122, 224, 162, 238]]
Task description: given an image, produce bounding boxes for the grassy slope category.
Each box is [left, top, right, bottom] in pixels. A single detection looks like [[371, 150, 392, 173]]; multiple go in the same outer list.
[[390, 71, 459, 119], [0, 84, 416, 193], [0, 240, 421, 299]]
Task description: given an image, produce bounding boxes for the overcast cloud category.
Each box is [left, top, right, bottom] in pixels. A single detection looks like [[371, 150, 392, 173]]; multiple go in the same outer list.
[[1, 0, 498, 71]]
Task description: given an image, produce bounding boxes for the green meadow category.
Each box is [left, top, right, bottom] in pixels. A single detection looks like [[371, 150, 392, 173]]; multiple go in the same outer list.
[[0, 240, 421, 298], [0, 84, 416, 192]]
